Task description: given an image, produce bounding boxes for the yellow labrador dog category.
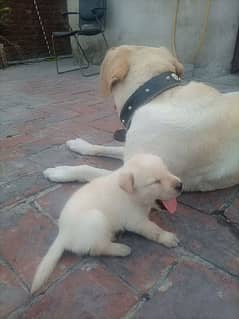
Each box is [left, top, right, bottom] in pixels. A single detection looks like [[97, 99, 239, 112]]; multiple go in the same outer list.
[[32, 154, 182, 293], [44, 45, 239, 191]]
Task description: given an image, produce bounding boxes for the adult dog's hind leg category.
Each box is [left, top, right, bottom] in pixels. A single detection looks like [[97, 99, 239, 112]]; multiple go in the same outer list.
[[66, 138, 124, 160], [44, 165, 111, 183]]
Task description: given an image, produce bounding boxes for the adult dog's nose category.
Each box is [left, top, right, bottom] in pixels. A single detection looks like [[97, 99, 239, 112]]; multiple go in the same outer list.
[[175, 181, 183, 192]]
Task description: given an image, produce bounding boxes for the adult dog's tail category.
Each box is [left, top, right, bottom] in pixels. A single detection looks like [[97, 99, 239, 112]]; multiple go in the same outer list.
[[31, 235, 64, 294]]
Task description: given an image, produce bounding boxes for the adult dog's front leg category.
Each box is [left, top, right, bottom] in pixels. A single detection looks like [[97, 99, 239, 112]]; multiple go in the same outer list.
[[128, 220, 179, 248], [44, 165, 111, 183], [66, 138, 124, 160]]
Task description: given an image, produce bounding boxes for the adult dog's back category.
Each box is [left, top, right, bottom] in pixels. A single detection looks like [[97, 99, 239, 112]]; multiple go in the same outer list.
[[100, 45, 239, 191]]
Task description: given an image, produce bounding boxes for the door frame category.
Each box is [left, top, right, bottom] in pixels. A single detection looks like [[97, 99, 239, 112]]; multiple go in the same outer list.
[[231, 26, 239, 73]]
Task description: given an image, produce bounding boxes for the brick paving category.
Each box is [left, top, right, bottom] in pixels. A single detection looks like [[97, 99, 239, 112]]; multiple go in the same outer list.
[[0, 61, 239, 319]]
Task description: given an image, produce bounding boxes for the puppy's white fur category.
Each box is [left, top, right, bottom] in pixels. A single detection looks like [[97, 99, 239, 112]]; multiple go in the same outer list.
[[32, 154, 181, 294]]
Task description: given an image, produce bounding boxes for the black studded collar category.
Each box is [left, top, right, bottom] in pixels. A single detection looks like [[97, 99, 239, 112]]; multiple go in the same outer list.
[[120, 71, 184, 129]]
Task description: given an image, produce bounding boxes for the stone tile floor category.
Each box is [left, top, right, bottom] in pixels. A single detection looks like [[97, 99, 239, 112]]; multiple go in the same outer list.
[[0, 60, 239, 319]]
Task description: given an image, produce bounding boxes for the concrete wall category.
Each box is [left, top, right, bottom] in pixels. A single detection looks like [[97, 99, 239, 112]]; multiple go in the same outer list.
[[68, 0, 239, 76]]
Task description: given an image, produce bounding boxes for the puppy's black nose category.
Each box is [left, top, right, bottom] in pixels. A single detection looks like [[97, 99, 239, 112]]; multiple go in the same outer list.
[[175, 181, 183, 192]]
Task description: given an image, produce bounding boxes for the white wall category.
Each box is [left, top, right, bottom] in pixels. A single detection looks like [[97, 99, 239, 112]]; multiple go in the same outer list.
[[68, 0, 239, 76]]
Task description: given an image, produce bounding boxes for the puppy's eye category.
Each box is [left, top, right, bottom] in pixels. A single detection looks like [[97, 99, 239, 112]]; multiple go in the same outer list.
[[154, 180, 161, 184]]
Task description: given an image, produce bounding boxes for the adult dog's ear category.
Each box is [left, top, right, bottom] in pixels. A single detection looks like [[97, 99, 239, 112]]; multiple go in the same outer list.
[[100, 46, 130, 96], [118, 172, 134, 193], [173, 57, 184, 77]]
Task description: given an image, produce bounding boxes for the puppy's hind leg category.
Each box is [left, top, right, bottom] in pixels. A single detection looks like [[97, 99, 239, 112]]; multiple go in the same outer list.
[[90, 242, 131, 257], [75, 209, 131, 257]]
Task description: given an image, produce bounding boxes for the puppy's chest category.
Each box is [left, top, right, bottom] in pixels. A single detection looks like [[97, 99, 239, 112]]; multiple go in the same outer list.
[[106, 203, 144, 231]]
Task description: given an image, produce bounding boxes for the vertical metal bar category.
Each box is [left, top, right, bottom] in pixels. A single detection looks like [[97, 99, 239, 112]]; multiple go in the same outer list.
[[52, 34, 59, 74], [33, 0, 52, 56], [231, 26, 239, 73]]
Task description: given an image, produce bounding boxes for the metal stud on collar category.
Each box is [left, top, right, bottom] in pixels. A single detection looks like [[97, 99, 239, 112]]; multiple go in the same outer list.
[[128, 105, 132, 110], [171, 73, 180, 81], [145, 88, 150, 92]]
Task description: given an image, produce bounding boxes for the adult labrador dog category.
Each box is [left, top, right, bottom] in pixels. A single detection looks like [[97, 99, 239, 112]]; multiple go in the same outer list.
[[44, 45, 239, 192]]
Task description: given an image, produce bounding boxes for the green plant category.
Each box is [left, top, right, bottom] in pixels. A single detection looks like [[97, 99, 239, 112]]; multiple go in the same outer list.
[[0, 1, 23, 64], [0, 0, 11, 27]]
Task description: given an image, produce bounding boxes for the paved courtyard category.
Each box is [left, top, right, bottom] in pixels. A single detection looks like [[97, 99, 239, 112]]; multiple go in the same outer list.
[[0, 60, 239, 319]]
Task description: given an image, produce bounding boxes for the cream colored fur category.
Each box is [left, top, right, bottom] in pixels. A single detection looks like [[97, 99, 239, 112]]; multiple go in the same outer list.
[[32, 154, 182, 294], [44, 45, 239, 191]]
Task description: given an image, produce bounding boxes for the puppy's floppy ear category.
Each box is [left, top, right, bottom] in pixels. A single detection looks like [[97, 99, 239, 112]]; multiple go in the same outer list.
[[173, 57, 184, 77], [100, 46, 130, 96], [118, 172, 134, 193]]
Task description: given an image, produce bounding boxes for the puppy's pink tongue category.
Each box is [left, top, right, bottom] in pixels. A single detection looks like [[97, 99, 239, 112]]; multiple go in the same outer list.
[[162, 198, 177, 214]]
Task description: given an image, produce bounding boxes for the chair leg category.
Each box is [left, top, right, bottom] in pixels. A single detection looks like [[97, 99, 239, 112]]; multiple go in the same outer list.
[[78, 36, 100, 77], [52, 33, 91, 74], [52, 31, 109, 76], [101, 32, 109, 49], [73, 34, 90, 68], [79, 32, 109, 77], [52, 34, 60, 74]]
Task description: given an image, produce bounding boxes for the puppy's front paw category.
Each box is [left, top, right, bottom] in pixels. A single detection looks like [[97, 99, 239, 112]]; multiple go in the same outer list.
[[66, 138, 94, 155], [43, 166, 74, 182], [158, 231, 179, 248], [117, 244, 132, 256]]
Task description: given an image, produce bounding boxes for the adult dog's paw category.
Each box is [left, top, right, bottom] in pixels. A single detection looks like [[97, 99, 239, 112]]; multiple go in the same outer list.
[[66, 138, 95, 155], [43, 166, 75, 182]]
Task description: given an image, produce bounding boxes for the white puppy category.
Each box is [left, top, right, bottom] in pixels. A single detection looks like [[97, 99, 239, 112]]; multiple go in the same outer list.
[[31, 153, 182, 294]]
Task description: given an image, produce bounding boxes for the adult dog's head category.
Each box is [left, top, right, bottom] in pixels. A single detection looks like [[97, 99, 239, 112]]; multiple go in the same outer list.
[[100, 45, 184, 105]]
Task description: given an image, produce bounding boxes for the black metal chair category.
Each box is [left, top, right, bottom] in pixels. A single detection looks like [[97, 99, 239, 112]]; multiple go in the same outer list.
[[52, 0, 108, 75]]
